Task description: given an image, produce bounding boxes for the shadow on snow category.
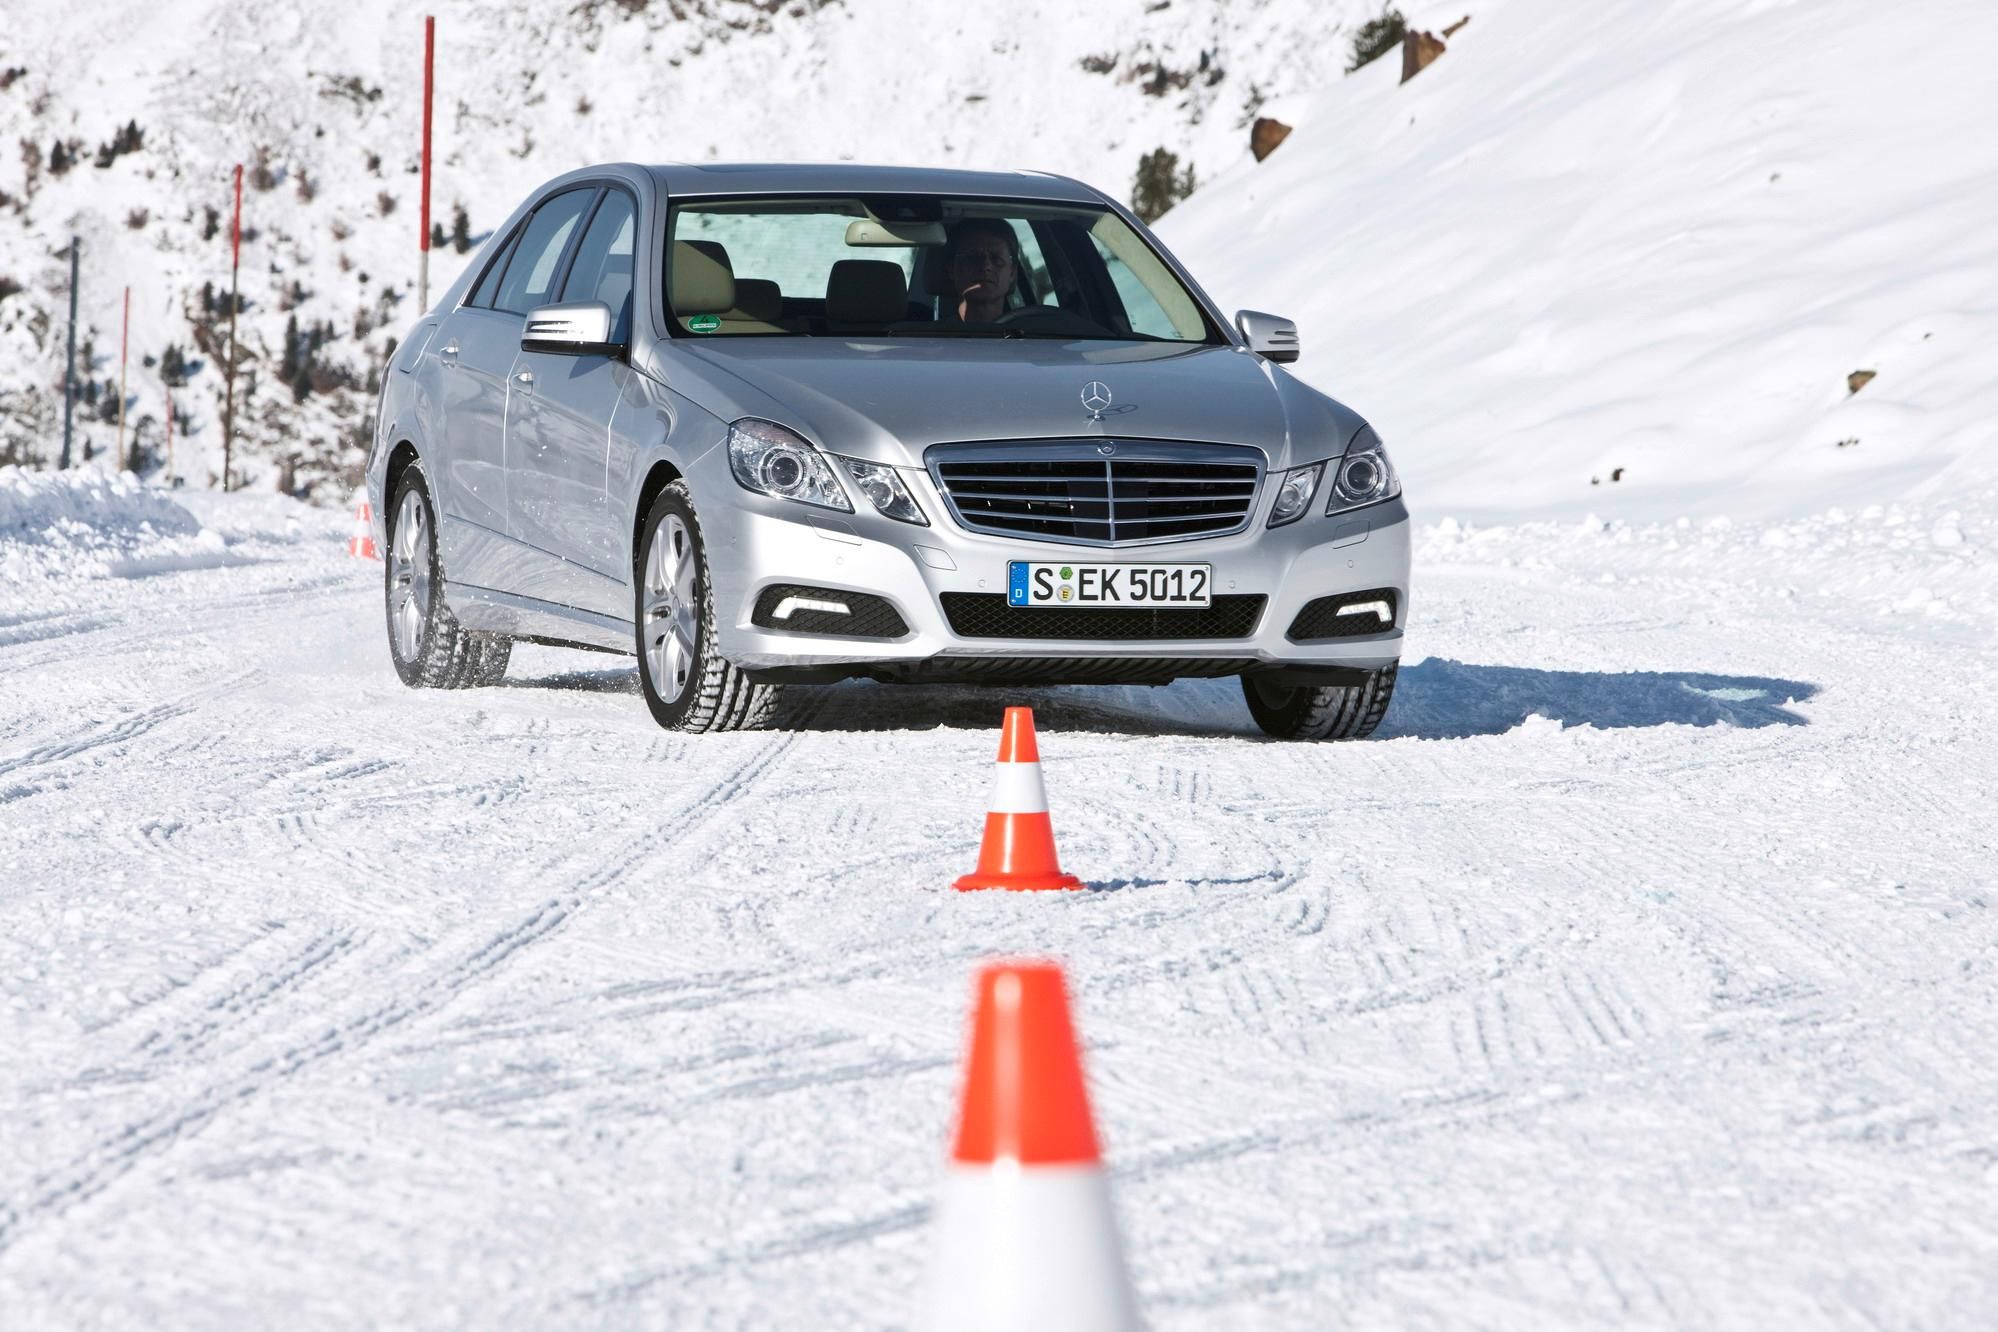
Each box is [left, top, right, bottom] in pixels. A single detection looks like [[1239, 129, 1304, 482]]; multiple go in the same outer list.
[[500, 657, 1818, 740]]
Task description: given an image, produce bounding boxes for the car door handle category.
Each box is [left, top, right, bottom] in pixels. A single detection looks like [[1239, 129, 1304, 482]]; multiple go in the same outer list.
[[513, 368, 534, 395], [437, 342, 459, 365]]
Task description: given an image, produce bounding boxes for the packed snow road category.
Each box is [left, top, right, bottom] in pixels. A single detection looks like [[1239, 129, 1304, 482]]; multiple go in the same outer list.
[[2, 481, 1995, 1328]]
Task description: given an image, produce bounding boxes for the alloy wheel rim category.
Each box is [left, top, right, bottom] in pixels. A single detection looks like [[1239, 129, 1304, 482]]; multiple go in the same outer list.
[[390, 489, 432, 662], [644, 513, 699, 703]]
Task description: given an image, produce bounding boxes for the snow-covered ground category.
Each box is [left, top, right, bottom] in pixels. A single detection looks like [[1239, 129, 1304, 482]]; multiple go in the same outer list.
[[7, 0, 1998, 1323], [1, 473, 1993, 1327]]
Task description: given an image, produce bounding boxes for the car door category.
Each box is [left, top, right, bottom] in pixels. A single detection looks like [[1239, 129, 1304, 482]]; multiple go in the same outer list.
[[504, 187, 636, 619], [464, 186, 599, 607], [429, 225, 523, 588]]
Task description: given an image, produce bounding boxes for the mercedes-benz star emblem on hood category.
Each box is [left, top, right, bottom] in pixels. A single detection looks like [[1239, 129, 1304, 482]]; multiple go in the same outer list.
[[1081, 381, 1113, 420]]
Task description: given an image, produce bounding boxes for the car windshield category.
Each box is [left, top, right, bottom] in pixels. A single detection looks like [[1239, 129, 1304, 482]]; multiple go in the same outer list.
[[663, 195, 1223, 344]]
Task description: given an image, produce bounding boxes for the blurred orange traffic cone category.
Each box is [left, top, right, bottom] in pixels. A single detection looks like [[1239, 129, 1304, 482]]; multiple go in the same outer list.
[[348, 498, 378, 560], [920, 961, 1138, 1331], [954, 707, 1082, 892]]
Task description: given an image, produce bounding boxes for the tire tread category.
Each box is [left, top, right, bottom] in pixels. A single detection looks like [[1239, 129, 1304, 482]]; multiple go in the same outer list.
[[386, 467, 511, 691], [1243, 663, 1398, 741], [637, 482, 783, 733]]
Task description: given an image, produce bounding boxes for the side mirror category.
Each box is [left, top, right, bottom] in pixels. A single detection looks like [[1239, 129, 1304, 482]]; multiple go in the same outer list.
[[1236, 309, 1300, 364], [522, 301, 622, 356]]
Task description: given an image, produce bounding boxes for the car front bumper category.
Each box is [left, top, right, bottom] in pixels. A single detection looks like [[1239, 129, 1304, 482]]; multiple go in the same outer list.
[[697, 455, 1410, 684]]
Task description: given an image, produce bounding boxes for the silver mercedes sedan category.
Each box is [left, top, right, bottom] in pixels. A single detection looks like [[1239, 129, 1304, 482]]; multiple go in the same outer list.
[[365, 163, 1408, 738]]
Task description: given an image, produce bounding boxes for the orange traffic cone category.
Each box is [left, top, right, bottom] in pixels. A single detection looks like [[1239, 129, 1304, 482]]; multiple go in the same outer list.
[[348, 497, 378, 560], [953, 707, 1083, 892], [920, 961, 1138, 1331]]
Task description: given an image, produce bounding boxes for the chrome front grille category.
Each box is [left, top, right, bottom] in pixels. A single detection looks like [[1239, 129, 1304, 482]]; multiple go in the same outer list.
[[926, 440, 1265, 546]]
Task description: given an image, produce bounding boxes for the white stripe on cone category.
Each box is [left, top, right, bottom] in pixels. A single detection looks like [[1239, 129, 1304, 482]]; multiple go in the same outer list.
[[921, 1166, 1139, 1332], [986, 761, 1050, 814]]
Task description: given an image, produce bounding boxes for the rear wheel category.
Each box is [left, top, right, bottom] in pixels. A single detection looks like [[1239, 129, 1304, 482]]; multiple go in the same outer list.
[[384, 466, 511, 689], [1242, 664, 1397, 740], [635, 481, 781, 732]]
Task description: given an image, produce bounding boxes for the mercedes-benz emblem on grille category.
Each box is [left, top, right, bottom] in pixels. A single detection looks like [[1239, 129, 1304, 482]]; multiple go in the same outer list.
[[1081, 381, 1113, 420], [1097, 442, 1116, 456]]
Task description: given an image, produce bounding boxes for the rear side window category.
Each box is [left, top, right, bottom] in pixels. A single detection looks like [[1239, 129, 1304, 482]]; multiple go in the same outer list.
[[468, 230, 521, 309], [494, 188, 596, 314], [560, 190, 638, 341]]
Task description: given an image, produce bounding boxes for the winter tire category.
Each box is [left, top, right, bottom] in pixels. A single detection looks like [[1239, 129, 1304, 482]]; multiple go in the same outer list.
[[385, 465, 512, 689], [636, 481, 782, 732], [1242, 663, 1397, 741]]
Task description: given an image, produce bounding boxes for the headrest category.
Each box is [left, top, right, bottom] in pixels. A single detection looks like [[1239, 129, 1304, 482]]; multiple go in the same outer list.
[[670, 239, 736, 316], [731, 278, 783, 323], [825, 260, 908, 324]]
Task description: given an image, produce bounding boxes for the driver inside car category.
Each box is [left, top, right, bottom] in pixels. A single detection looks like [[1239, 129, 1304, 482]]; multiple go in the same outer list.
[[942, 217, 1032, 323]]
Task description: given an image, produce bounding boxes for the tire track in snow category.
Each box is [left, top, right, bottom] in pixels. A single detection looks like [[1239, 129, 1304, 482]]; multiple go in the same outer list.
[[0, 709, 815, 1255], [128, 928, 367, 1064], [0, 569, 355, 676], [0, 668, 261, 803]]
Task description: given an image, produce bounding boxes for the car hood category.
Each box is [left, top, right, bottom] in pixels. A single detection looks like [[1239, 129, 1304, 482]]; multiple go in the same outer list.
[[648, 337, 1365, 470]]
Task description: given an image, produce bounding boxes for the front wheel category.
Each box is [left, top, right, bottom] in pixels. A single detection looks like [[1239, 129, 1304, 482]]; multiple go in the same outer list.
[[1242, 664, 1398, 740], [635, 481, 782, 732]]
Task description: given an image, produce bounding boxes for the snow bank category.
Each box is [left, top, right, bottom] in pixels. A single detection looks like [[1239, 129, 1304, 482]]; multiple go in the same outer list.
[[1415, 486, 1996, 642], [1162, 0, 1998, 524], [0, 466, 229, 584]]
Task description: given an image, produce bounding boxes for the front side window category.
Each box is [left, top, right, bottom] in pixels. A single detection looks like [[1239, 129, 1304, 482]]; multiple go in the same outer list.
[[494, 188, 596, 315], [560, 190, 638, 340], [663, 195, 1221, 343]]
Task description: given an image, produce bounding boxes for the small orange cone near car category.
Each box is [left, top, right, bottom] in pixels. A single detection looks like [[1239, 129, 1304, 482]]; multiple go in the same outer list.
[[920, 961, 1139, 1331], [348, 498, 379, 560], [954, 707, 1083, 892]]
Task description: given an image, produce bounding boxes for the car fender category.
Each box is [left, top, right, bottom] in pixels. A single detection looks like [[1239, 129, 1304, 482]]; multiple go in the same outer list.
[[616, 362, 731, 577]]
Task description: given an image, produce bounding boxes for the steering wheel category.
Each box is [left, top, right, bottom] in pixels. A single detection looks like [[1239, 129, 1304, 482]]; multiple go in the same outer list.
[[991, 305, 1115, 338]]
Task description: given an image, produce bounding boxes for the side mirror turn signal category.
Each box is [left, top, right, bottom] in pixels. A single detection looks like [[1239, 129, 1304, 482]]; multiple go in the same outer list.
[[521, 301, 623, 357], [1236, 309, 1300, 364]]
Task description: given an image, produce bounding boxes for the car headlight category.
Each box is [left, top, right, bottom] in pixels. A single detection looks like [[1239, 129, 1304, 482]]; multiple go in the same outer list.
[[727, 419, 852, 512], [1266, 463, 1323, 528], [1327, 424, 1399, 514], [837, 456, 927, 526]]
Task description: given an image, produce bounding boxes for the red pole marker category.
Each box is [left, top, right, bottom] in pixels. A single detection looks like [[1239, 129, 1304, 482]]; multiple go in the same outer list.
[[954, 707, 1083, 892], [920, 962, 1138, 1330]]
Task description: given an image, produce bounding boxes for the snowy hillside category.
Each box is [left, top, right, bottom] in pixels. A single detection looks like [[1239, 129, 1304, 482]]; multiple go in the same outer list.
[[1162, 0, 1998, 521], [0, 0, 1388, 496]]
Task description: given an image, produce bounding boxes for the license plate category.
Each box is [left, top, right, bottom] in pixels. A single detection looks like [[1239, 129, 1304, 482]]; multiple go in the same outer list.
[[1006, 561, 1212, 608]]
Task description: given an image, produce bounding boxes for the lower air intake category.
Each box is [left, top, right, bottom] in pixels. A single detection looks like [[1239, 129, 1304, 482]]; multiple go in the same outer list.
[[877, 657, 1257, 686], [941, 593, 1265, 641]]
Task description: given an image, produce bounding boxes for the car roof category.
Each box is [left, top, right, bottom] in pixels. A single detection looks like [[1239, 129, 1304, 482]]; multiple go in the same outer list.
[[641, 161, 1106, 204]]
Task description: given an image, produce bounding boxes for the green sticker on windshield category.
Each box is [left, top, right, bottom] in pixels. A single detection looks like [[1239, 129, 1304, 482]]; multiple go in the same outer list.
[[688, 313, 721, 334]]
